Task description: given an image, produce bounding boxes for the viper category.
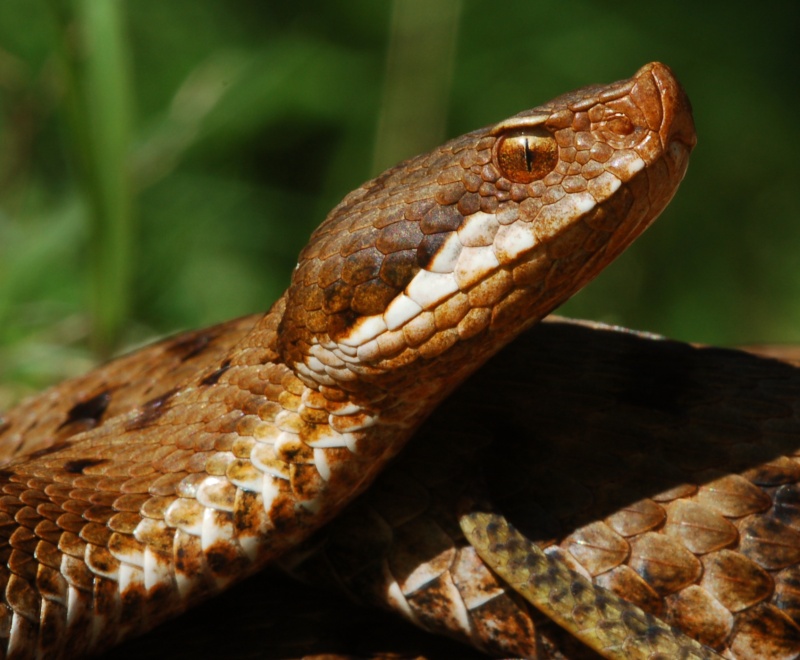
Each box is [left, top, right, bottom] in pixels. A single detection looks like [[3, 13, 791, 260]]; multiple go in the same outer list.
[[0, 62, 697, 658]]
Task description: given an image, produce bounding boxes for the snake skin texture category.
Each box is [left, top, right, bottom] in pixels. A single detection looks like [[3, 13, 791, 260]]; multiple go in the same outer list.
[[0, 62, 694, 658]]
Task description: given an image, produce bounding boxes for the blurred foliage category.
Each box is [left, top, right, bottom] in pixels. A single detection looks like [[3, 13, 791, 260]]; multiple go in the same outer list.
[[1, 0, 799, 406]]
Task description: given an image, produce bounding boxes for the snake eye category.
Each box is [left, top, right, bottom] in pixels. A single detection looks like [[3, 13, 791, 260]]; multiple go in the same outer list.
[[496, 129, 558, 183]]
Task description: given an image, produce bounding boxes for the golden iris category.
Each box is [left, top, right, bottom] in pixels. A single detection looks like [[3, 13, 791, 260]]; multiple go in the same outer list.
[[496, 130, 558, 183]]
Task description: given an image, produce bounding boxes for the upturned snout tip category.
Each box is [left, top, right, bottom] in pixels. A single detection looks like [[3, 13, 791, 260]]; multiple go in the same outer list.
[[639, 61, 697, 151]]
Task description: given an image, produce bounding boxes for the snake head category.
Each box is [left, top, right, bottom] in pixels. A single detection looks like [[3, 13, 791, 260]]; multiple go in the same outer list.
[[279, 62, 695, 396]]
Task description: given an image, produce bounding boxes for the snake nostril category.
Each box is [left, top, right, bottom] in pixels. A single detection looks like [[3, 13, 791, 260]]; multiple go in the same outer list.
[[606, 115, 634, 136]]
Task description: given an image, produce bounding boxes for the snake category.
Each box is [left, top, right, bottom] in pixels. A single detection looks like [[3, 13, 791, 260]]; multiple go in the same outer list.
[[0, 62, 696, 658]]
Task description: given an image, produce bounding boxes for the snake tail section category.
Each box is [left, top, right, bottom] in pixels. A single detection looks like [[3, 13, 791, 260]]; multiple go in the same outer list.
[[461, 510, 722, 660]]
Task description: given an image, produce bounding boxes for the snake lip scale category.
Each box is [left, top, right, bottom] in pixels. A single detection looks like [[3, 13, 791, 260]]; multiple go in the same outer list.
[[0, 62, 694, 658]]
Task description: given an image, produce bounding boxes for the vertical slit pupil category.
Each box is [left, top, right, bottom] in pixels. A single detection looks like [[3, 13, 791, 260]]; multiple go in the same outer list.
[[524, 137, 534, 172]]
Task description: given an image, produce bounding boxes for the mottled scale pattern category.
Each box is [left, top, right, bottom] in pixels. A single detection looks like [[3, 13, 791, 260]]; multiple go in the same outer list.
[[461, 511, 720, 659], [0, 315, 259, 463], [0, 62, 694, 658]]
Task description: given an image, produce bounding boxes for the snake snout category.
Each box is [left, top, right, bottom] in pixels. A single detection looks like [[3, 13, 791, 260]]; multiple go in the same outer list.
[[634, 61, 696, 185], [647, 61, 697, 152]]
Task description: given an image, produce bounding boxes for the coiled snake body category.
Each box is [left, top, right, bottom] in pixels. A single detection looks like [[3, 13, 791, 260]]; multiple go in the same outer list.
[[0, 63, 697, 658]]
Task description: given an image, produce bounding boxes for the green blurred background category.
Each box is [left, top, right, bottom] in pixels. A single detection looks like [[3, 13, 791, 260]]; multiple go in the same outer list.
[[1, 0, 798, 406]]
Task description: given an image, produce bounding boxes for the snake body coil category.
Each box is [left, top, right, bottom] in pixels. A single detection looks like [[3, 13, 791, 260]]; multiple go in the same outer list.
[[0, 62, 694, 658]]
